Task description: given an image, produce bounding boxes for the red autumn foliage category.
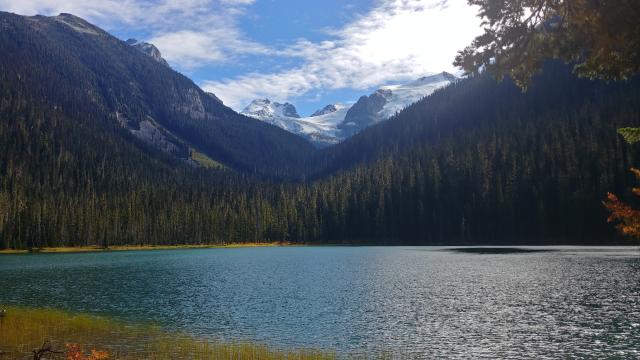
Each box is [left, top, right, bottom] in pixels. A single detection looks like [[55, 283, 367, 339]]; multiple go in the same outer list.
[[65, 344, 109, 360], [603, 168, 640, 238]]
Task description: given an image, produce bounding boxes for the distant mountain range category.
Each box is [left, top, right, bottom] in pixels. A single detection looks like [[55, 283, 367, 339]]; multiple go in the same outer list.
[[241, 72, 457, 147]]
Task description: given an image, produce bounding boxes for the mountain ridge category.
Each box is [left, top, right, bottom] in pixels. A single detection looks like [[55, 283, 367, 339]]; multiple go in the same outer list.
[[0, 11, 313, 178], [310, 105, 338, 117], [126, 38, 170, 67], [241, 72, 457, 147]]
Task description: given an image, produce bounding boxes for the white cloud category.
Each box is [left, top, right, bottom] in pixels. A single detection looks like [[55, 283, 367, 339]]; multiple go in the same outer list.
[[149, 28, 270, 69], [220, 0, 254, 4], [0, 0, 483, 111], [0, 0, 264, 67], [204, 0, 483, 110], [11, 0, 253, 22], [0, 0, 134, 21]]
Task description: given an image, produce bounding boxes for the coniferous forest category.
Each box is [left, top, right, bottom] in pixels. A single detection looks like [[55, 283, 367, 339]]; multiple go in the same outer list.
[[1, 12, 640, 249]]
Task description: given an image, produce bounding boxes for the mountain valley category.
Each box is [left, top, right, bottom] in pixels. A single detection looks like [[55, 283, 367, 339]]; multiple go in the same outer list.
[[0, 12, 639, 248]]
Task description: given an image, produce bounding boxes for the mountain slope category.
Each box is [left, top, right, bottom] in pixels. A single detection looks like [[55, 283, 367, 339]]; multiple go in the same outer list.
[[302, 62, 640, 243], [328, 62, 640, 172], [0, 12, 313, 179]]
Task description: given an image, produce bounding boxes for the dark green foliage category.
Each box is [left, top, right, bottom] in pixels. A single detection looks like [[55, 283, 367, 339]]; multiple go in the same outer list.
[[455, 0, 640, 89], [1, 59, 639, 248], [310, 63, 640, 243], [618, 128, 640, 144]]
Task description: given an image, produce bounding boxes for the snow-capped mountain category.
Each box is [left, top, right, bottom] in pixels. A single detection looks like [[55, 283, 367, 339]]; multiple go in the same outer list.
[[340, 72, 457, 136], [242, 99, 300, 119], [240, 99, 306, 136], [241, 72, 457, 147], [241, 100, 347, 147], [297, 104, 351, 146], [378, 72, 457, 119]]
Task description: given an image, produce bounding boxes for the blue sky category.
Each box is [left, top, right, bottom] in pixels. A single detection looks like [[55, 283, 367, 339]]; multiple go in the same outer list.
[[0, 0, 482, 115]]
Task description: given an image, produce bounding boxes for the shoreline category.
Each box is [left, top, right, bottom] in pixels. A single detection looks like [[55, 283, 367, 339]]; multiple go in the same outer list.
[[1, 243, 637, 255], [0, 242, 294, 254]]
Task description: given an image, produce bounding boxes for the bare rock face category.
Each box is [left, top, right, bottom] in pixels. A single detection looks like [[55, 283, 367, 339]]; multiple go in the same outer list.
[[131, 118, 182, 154], [280, 103, 300, 118], [174, 88, 207, 120], [310, 105, 338, 117], [126, 38, 170, 67], [52, 13, 102, 35], [206, 92, 224, 105], [116, 113, 189, 158], [340, 89, 392, 137]]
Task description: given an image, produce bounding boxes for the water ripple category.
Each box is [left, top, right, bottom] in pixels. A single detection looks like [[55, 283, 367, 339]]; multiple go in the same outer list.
[[0, 246, 638, 358]]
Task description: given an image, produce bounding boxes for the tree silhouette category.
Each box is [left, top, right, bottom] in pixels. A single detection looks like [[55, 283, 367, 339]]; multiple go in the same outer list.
[[455, 0, 640, 89]]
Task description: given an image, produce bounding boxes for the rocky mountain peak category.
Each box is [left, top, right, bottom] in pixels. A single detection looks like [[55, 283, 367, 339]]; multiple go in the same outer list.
[[279, 102, 300, 118], [410, 72, 458, 86], [126, 38, 170, 67], [241, 99, 300, 119], [52, 13, 102, 35], [311, 104, 338, 117]]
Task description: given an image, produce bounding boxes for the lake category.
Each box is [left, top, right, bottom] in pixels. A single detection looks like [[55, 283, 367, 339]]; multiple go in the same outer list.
[[0, 246, 639, 358]]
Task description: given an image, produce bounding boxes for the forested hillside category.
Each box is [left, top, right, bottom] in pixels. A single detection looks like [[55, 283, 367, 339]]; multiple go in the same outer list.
[[2, 60, 639, 248], [296, 63, 639, 243], [0, 12, 312, 179], [1, 13, 639, 248]]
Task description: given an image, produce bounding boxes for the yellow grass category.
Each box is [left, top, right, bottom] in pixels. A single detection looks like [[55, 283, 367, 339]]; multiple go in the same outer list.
[[0, 305, 336, 360], [190, 149, 224, 169], [0, 242, 295, 254]]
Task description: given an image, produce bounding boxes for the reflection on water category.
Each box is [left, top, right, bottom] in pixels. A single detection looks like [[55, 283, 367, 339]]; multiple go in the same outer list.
[[446, 247, 554, 254], [0, 246, 638, 358]]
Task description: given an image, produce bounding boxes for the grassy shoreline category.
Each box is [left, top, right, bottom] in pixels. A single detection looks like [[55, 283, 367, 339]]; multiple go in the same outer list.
[[0, 242, 295, 254], [0, 305, 335, 359]]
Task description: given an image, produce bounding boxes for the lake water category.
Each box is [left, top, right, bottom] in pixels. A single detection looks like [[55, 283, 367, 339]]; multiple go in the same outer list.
[[0, 246, 639, 358]]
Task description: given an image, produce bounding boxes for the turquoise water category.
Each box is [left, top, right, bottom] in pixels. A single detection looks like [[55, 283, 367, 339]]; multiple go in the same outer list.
[[1, 246, 639, 358]]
